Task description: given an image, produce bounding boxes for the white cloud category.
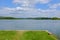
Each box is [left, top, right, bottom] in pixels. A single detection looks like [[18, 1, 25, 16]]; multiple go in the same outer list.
[[38, 0, 51, 4], [0, 0, 59, 17], [13, 0, 51, 7], [0, 7, 60, 18], [0, 0, 60, 17], [49, 3, 60, 9]]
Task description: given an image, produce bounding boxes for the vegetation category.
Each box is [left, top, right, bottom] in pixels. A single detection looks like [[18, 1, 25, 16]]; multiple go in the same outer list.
[[0, 16, 15, 19], [0, 30, 57, 40], [0, 16, 60, 20], [21, 31, 57, 40], [0, 31, 16, 40], [25, 17, 60, 20], [0, 16, 23, 19]]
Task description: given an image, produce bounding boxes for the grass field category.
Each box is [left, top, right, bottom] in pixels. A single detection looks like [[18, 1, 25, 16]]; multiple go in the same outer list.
[[0, 30, 58, 40]]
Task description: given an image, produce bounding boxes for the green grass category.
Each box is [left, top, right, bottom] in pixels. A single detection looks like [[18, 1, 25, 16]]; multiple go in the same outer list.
[[0, 31, 57, 40], [0, 31, 16, 40], [21, 31, 57, 40]]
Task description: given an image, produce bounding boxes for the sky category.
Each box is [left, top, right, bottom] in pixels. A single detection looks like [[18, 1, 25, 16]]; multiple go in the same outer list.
[[0, 0, 60, 18]]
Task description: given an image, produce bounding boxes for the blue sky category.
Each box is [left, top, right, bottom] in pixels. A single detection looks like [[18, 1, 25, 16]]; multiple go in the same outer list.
[[0, 0, 60, 18]]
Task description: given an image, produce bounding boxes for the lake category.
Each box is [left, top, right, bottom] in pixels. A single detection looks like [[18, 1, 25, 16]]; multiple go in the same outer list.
[[0, 20, 60, 39]]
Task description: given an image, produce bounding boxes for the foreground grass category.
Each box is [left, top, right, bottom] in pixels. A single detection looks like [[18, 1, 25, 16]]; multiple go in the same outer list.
[[0, 30, 58, 40], [0, 31, 16, 40]]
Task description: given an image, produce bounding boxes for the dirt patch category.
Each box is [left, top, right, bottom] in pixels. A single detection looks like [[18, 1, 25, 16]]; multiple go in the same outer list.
[[13, 30, 26, 40]]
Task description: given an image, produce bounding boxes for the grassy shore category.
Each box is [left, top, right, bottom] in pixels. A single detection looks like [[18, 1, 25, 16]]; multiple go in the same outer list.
[[0, 30, 58, 40]]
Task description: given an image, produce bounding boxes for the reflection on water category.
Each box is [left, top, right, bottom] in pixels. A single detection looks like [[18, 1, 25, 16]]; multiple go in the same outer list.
[[0, 20, 60, 39]]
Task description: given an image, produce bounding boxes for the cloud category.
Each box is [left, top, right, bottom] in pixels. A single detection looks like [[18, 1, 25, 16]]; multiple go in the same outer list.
[[0, 7, 60, 18], [0, 0, 60, 17], [38, 0, 51, 4], [13, 0, 51, 7], [49, 3, 60, 9]]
